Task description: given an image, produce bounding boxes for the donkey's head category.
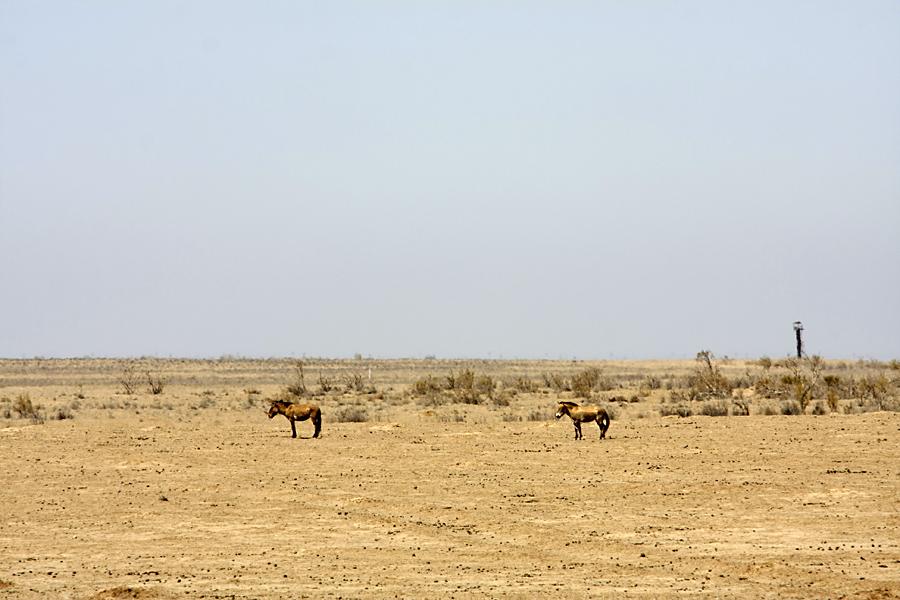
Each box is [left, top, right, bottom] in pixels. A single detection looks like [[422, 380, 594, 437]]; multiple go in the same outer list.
[[267, 401, 282, 419], [555, 403, 568, 419], [556, 402, 579, 419]]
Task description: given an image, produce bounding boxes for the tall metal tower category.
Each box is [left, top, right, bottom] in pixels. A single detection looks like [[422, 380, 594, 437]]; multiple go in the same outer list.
[[793, 321, 804, 358]]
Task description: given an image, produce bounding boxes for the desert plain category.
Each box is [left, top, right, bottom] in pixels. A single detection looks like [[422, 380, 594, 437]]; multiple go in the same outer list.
[[1, 357, 899, 599]]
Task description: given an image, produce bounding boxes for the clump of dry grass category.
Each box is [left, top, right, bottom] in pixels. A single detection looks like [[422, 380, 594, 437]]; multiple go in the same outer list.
[[697, 400, 729, 417], [527, 408, 552, 421], [87, 586, 166, 600], [12, 393, 45, 424], [411, 369, 497, 405], [510, 376, 539, 393], [659, 403, 693, 418], [54, 404, 75, 420], [120, 365, 139, 395], [541, 367, 616, 398], [146, 371, 168, 395], [684, 351, 733, 401], [333, 406, 368, 423], [571, 367, 602, 398], [285, 360, 308, 396]]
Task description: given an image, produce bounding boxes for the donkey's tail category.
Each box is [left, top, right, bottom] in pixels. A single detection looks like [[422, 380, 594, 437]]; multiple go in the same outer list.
[[313, 410, 322, 438]]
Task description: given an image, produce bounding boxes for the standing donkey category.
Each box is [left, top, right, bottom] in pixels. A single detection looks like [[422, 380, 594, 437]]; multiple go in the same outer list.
[[268, 400, 322, 438], [555, 401, 610, 440]]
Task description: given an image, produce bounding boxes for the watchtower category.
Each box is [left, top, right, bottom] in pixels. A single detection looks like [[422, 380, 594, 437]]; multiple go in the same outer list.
[[793, 321, 804, 358]]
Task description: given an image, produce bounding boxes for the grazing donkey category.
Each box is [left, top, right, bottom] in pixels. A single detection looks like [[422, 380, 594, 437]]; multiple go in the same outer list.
[[555, 401, 610, 440], [268, 400, 322, 438]]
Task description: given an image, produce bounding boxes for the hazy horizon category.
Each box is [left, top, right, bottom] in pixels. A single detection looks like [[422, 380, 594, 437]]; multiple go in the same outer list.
[[2, 2, 898, 361]]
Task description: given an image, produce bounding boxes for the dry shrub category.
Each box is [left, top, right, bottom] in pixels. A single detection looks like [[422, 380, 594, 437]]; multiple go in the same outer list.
[[146, 371, 168, 395], [824, 375, 841, 412], [666, 351, 733, 403], [436, 409, 465, 423], [687, 351, 733, 400], [511, 376, 539, 393], [697, 400, 729, 417], [659, 403, 693, 418], [13, 393, 44, 424], [55, 405, 75, 420], [285, 360, 308, 396], [639, 375, 662, 396], [412, 375, 442, 396], [542, 372, 570, 392], [435, 369, 494, 405], [882, 398, 900, 412], [417, 390, 447, 407], [87, 586, 167, 599], [811, 400, 830, 415], [730, 399, 750, 416], [780, 400, 802, 415], [491, 390, 512, 407], [333, 406, 368, 423], [343, 372, 365, 393], [527, 409, 552, 421], [779, 355, 823, 411], [761, 403, 780, 416], [571, 367, 602, 398], [858, 373, 891, 407], [315, 372, 334, 393], [602, 403, 619, 420], [120, 365, 138, 395], [476, 374, 495, 397]]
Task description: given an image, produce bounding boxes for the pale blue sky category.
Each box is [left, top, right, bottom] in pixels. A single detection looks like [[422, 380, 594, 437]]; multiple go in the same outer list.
[[1, 1, 898, 360]]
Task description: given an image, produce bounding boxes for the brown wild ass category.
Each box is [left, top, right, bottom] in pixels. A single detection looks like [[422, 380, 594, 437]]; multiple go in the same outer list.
[[555, 401, 610, 440], [268, 400, 322, 438]]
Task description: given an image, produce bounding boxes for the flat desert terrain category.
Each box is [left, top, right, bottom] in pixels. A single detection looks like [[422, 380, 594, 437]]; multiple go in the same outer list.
[[1, 358, 898, 599]]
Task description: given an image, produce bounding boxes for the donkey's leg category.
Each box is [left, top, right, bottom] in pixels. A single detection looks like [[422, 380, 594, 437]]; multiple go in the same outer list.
[[574, 421, 582, 440], [290, 418, 297, 438]]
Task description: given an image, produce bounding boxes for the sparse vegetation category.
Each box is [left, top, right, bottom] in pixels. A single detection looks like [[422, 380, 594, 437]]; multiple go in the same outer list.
[[659, 403, 693, 418], [0, 355, 896, 427], [146, 371, 168, 395], [343, 372, 366, 393], [779, 355, 823, 412], [121, 365, 138, 395], [12, 393, 45, 424], [333, 406, 368, 423], [697, 400, 729, 417], [285, 360, 308, 396], [411, 369, 497, 405], [317, 372, 335, 394]]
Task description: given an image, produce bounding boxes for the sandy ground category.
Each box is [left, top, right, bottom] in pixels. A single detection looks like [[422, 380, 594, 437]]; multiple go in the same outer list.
[[1, 359, 899, 599]]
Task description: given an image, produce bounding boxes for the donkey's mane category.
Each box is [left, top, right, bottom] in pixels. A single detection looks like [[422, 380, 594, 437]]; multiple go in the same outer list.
[[560, 401, 580, 407]]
